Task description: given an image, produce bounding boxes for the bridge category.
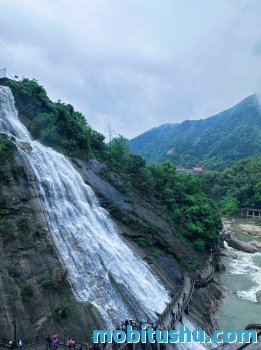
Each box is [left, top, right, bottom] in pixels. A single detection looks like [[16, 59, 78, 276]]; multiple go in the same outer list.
[[240, 208, 261, 219]]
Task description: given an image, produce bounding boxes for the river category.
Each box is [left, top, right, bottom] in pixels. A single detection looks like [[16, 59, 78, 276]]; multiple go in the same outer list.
[[216, 242, 261, 331]]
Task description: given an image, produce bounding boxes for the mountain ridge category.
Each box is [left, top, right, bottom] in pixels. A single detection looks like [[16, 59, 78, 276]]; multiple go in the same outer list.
[[129, 94, 261, 169]]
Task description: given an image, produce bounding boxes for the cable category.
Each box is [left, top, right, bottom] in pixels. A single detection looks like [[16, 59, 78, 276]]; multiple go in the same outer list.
[[7, 71, 14, 79], [0, 39, 23, 76]]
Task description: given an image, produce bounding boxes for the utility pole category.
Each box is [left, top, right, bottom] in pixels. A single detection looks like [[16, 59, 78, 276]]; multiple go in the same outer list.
[[12, 314, 17, 344], [104, 124, 117, 161]]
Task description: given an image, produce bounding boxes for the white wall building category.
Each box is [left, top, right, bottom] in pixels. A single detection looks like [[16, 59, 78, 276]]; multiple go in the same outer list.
[[0, 68, 7, 78]]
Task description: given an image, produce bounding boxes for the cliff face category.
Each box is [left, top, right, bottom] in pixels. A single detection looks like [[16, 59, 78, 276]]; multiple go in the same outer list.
[[0, 78, 222, 340], [0, 137, 104, 341], [0, 137, 220, 340], [73, 159, 224, 332], [77, 159, 206, 258]]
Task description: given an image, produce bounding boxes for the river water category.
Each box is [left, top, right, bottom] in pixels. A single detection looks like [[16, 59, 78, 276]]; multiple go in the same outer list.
[[216, 243, 261, 331]]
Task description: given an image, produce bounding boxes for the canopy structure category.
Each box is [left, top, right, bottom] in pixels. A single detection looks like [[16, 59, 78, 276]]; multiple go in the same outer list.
[[0, 68, 7, 78]]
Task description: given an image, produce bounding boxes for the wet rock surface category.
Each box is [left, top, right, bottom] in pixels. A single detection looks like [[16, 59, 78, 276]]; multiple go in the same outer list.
[[256, 290, 261, 302], [0, 152, 104, 340]]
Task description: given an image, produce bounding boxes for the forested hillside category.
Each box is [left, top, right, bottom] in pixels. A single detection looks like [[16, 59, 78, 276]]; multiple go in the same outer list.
[[129, 94, 261, 170], [0, 78, 221, 257], [200, 156, 261, 215]]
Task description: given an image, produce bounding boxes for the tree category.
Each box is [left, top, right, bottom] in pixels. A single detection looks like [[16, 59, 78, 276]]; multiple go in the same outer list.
[[220, 195, 238, 216], [110, 136, 130, 172], [104, 124, 117, 154]]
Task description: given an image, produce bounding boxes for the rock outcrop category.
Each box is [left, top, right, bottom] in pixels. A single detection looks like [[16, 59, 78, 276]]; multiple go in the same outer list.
[[256, 291, 261, 303], [226, 235, 260, 253], [0, 145, 104, 341]]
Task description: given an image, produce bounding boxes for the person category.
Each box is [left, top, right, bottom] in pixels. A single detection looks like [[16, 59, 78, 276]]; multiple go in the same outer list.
[[46, 335, 52, 348], [51, 335, 59, 349], [177, 302, 180, 310], [182, 292, 186, 303], [18, 340, 23, 349], [8, 341, 13, 350], [67, 338, 76, 349]]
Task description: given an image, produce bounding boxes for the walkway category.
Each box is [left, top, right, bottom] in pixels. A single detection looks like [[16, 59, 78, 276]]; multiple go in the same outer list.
[[157, 255, 215, 329], [0, 256, 215, 350]]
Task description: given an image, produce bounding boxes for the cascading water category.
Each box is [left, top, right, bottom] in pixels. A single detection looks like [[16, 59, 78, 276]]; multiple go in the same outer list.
[[217, 242, 261, 331], [0, 86, 170, 327], [173, 316, 217, 350]]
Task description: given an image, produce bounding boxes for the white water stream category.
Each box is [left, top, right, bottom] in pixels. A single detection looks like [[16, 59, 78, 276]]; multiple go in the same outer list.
[[0, 86, 215, 349], [0, 86, 170, 327]]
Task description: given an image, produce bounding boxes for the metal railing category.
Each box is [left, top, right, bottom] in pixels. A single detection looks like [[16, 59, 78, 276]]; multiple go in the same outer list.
[[0, 256, 216, 348], [158, 255, 215, 328], [0, 335, 87, 350]]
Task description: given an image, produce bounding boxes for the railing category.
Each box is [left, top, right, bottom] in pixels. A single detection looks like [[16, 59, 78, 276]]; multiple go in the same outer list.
[[161, 257, 215, 329], [157, 278, 185, 324], [0, 255, 216, 349], [0, 335, 87, 350]]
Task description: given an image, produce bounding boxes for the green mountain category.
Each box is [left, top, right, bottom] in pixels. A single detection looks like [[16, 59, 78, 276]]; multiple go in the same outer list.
[[129, 94, 261, 169]]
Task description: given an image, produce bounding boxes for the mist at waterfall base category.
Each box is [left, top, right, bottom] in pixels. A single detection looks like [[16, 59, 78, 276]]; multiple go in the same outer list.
[[0, 86, 170, 327], [217, 243, 261, 331]]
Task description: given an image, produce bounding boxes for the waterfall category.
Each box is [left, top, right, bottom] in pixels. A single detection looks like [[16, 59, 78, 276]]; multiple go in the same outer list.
[[0, 86, 170, 327]]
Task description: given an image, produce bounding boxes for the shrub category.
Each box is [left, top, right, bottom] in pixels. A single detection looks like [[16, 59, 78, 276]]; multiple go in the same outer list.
[[21, 283, 33, 302], [18, 214, 29, 232]]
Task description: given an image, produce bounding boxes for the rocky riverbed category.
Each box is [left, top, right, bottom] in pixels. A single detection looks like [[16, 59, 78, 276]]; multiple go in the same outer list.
[[216, 218, 261, 332]]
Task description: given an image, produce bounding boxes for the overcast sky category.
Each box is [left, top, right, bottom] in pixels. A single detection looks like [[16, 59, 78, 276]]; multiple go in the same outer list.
[[0, 0, 261, 138]]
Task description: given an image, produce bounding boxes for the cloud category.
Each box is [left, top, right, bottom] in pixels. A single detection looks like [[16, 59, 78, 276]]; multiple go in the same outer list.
[[0, 0, 261, 137]]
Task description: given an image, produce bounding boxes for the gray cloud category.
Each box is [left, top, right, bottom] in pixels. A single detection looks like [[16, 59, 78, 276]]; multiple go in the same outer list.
[[0, 0, 261, 137]]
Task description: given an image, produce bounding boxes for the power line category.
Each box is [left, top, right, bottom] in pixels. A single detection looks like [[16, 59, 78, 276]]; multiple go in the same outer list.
[[7, 71, 14, 79], [0, 39, 23, 76]]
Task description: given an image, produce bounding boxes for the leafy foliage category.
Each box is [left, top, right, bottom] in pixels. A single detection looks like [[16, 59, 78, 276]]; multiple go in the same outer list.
[[129, 94, 261, 170], [0, 133, 18, 182], [0, 79, 222, 253], [201, 156, 261, 211], [110, 137, 222, 250], [3, 79, 105, 158]]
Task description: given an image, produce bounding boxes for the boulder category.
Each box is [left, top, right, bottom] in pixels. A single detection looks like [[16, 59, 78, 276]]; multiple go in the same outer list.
[[256, 290, 261, 302], [226, 236, 259, 253], [250, 241, 261, 250], [216, 262, 226, 272]]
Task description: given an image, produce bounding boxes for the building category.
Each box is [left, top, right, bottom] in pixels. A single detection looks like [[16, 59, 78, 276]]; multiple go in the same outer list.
[[193, 166, 204, 172], [0, 68, 7, 79]]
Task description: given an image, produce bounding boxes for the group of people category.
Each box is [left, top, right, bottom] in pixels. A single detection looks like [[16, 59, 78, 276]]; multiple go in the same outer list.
[[46, 335, 78, 350], [6, 339, 24, 350], [169, 291, 187, 326], [6, 295, 189, 350]]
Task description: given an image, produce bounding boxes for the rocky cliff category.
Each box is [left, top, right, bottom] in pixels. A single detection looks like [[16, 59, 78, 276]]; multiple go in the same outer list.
[[0, 133, 222, 340], [0, 135, 103, 341], [0, 78, 223, 342]]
